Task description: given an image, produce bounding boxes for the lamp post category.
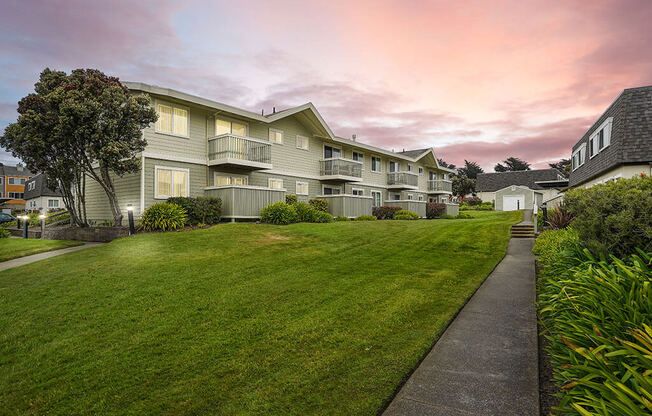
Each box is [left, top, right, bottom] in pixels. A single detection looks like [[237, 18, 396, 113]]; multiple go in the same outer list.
[[22, 215, 29, 239], [542, 201, 547, 229], [127, 205, 135, 236], [40, 214, 46, 238]]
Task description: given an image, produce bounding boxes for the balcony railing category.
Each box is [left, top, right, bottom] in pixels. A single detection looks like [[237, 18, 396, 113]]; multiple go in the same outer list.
[[320, 158, 363, 179], [387, 171, 419, 188], [428, 179, 452, 192], [208, 134, 272, 168]]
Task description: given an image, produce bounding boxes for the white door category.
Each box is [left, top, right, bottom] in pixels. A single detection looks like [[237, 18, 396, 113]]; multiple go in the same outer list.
[[503, 195, 525, 211]]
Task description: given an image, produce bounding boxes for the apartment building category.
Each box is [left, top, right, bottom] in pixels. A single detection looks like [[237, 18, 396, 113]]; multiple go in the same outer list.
[[0, 163, 35, 211], [84, 82, 456, 221], [24, 173, 65, 213], [570, 85, 652, 188]]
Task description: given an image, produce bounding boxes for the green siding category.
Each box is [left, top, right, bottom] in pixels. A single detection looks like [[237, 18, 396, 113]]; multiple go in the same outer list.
[[84, 171, 140, 223], [143, 158, 207, 210]]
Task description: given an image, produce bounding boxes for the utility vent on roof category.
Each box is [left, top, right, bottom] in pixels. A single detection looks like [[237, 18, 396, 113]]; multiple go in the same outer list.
[[352, 134, 356, 141]]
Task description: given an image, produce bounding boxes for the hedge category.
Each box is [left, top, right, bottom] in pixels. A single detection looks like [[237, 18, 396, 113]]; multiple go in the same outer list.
[[426, 202, 446, 218], [140, 203, 188, 231], [308, 198, 328, 212], [167, 196, 221, 225], [372, 206, 401, 220], [394, 210, 419, 220]]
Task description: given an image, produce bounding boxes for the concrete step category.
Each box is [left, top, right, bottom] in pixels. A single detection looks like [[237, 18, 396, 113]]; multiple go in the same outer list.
[[511, 233, 535, 238]]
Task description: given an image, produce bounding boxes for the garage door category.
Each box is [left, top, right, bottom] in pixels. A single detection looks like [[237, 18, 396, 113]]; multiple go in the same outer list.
[[503, 195, 524, 211]]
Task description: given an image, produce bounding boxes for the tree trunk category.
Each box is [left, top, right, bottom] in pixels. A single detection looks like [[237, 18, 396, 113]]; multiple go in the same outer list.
[[99, 165, 123, 226]]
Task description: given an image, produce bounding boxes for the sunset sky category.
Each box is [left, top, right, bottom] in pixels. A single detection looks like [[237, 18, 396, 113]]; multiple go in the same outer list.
[[1, 0, 651, 169]]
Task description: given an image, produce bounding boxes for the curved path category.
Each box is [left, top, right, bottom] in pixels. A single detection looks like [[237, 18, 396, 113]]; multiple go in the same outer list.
[[0, 242, 102, 272], [383, 236, 538, 415]]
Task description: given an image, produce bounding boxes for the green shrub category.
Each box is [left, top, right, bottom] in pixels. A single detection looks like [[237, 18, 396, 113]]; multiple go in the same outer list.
[[141, 203, 188, 231], [193, 197, 222, 224], [285, 194, 298, 205], [308, 198, 328, 212], [313, 211, 334, 223], [293, 202, 318, 223], [394, 210, 419, 220], [372, 206, 401, 220], [564, 175, 652, 257], [260, 202, 298, 225], [167, 197, 196, 223], [354, 215, 377, 221], [465, 196, 482, 206], [441, 214, 455, 219], [0, 228, 9, 238], [455, 213, 473, 219], [335, 216, 350, 222], [426, 202, 446, 218], [537, 248, 652, 415], [533, 228, 580, 273], [459, 205, 469, 211]]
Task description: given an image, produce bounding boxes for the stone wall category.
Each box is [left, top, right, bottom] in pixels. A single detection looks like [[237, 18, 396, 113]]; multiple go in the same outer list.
[[42, 226, 128, 242]]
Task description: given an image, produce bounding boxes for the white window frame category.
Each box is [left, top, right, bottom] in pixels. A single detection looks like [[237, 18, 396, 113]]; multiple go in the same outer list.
[[589, 136, 597, 159], [0, 177, 3, 185], [323, 144, 342, 159], [215, 118, 248, 137], [418, 195, 424, 201], [407, 164, 413, 172], [391, 193, 401, 201], [572, 144, 586, 171], [388, 160, 399, 172], [321, 185, 341, 195], [418, 167, 423, 174], [371, 190, 382, 207], [407, 193, 413, 200], [214, 174, 248, 186], [371, 156, 382, 173], [154, 165, 190, 199], [296, 135, 309, 150], [352, 151, 364, 163], [598, 118, 612, 151], [269, 128, 284, 144], [47, 199, 59, 208], [268, 178, 284, 189], [352, 188, 364, 196], [296, 181, 309, 195], [155, 101, 190, 138]]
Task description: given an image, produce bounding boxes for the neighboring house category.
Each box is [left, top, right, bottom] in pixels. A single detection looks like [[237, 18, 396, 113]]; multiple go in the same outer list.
[[24, 173, 64, 213], [569, 85, 652, 188], [83, 82, 457, 221], [476, 169, 567, 211], [0, 163, 35, 211]]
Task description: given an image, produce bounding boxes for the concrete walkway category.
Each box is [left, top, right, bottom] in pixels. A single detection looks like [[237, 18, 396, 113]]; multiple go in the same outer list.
[[384, 237, 538, 415], [0, 242, 103, 272]]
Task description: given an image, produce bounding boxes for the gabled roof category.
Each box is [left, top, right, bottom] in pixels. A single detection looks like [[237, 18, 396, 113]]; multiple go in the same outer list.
[[1, 164, 34, 178], [23, 173, 62, 200], [477, 169, 564, 192], [125, 81, 454, 169], [495, 184, 544, 194]]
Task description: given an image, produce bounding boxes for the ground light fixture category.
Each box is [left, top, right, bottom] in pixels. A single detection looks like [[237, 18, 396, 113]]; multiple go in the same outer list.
[[22, 215, 29, 239], [126, 205, 136, 236], [40, 214, 46, 238]]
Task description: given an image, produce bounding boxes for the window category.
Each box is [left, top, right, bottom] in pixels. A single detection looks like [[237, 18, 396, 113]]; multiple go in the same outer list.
[[443, 173, 448, 180], [156, 103, 189, 137], [214, 175, 247, 186], [268, 178, 283, 189], [296, 135, 309, 150], [371, 190, 382, 206], [48, 199, 59, 208], [0, 177, 3, 185], [324, 145, 341, 158], [155, 166, 189, 199], [572, 145, 586, 170], [371, 156, 382, 172], [352, 152, 364, 162], [391, 194, 401, 201], [27, 182, 35, 191], [429, 171, 437, 180], [389, 161, 399, 172], [322, 186, 340, 195], [8, 192, 24, 199], [418, 167, 423, 174], [418, 195, 424, 201], [296, 181, 309, 195], [407, 194, 413, 200], [589, 136, 597, 158], [352, 188, 364, 196], [407, 164, 413, 172], [269, 129, 284, 144], [216, 119, 247, 137], [8, 177, 26, 185]]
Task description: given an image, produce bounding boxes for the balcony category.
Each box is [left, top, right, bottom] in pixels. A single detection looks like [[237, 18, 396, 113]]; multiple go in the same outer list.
[[387, 172, 419, 190], [208, 134, 272, 170], [319, 158, 363, 182], [428, 179, 452, 193], [204, 185, 285, 220]]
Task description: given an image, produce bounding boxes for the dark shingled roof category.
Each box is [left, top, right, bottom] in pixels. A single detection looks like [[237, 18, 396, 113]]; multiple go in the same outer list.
[[23, 174, 62, 200], [1, 164, 35, 178], [569, 85, 652, 187], [476, 169, 564, 192], [397, 148, 430, 159]]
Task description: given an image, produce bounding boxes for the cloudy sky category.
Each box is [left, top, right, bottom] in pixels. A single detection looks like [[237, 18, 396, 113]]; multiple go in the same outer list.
[[1, 0, 651, 169]]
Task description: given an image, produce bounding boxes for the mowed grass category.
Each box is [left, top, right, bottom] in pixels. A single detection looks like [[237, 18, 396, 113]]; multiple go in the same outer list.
[[0, 211, 520, 415], [0, 238, 83, 262]]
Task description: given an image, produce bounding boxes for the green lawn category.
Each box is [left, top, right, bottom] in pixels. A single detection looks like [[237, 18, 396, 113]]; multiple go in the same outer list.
[[0, 211, 520, 415], [0, 238, 83, 262]]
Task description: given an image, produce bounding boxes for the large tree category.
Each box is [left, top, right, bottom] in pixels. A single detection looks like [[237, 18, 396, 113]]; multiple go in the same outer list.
[[452, 175, 475, 197], [549, 158, 571, 178], [1, 68, 157, 226], [438, 158, 456, 170], [494, 157, 531, 172], [458, 159, 484, 180]]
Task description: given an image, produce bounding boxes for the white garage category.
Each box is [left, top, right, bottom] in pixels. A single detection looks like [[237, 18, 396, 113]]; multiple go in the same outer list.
[[494, 185, 543, 212]]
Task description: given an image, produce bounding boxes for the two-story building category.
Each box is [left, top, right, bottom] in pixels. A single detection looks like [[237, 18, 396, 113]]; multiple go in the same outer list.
[[24, 173, 65, 213], [83, 82, 457, 221], [0, 163, 35, 211], [570, 85, 652, 188]]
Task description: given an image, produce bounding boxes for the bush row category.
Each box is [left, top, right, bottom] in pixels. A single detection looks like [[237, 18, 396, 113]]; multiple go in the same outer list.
[[260, 201, 333, 225], [534, 229, 651, 415], [167, 197, 221, 225]]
